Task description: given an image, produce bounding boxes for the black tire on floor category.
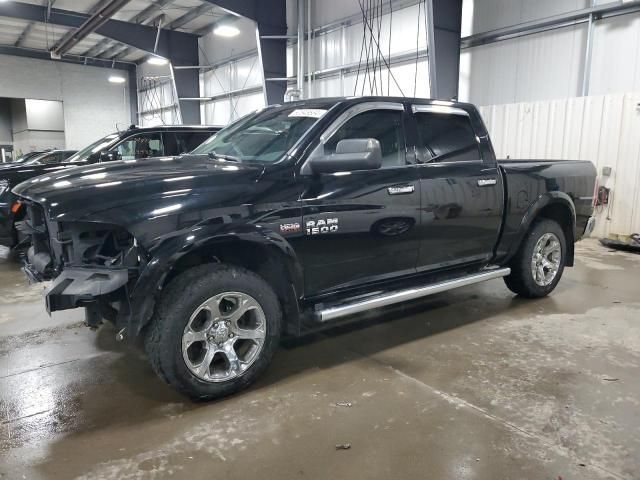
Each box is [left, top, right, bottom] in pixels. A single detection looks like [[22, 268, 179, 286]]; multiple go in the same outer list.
[[144, 263, 282, 400], [504, 218, 567, 298]]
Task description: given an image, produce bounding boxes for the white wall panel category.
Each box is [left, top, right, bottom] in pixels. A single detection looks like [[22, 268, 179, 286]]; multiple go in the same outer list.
[[463, 3, 640, 105], [137, 62, 180, 127], [198, 17, 258, 65], [589, 14, 640, 95], [200, 53, 265, 126], [0, 54, 131, 149], [479, 93, 640, 237], [462, 24, 586, 105], [468, 0, 590, 35]]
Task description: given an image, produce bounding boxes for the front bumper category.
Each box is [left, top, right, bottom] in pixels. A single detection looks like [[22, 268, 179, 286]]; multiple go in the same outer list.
[[44, 267, 129, 313]]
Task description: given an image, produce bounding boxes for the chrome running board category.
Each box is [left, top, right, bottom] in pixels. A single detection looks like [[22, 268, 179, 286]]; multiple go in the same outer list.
[[317, 268, 511, 322]]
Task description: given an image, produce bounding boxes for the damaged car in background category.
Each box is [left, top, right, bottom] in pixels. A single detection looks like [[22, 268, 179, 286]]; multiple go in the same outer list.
[[0, 125, 219, 250]]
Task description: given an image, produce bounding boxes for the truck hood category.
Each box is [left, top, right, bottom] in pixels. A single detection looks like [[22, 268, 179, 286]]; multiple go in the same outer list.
[[12, 155, 265, 220], [1, 163, 71, 182]]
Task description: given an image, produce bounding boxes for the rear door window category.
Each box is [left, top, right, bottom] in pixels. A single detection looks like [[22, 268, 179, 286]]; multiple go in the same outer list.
[[414, 110, 481, 163]]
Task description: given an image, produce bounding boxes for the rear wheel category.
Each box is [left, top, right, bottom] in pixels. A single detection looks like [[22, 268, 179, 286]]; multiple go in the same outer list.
[[144, 263, 281, 400], [504, 219, 566, 298]]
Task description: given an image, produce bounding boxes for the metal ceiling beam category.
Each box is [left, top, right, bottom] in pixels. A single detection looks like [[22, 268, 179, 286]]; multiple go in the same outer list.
[[51, 0, 133, 56], [193, 13, 236, 37], [0, 44, 135, 70], [83, 7, 168, 56], [0, 2, 198, 61], [84, 0, 174, 58], [99, 43, 128, 60], [50, 0, 113, 54], [132, 0, 174, 23], [107, 11, 167, 60], [165, 3, 213, 30], [13, 0, 56, 48], [199, 0, 255, 21], [14, 22, 36, 47]]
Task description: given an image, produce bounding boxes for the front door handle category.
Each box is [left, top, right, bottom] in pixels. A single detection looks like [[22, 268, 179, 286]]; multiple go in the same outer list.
[[388, 185, 415, 195], [477, 178, 497, 187]]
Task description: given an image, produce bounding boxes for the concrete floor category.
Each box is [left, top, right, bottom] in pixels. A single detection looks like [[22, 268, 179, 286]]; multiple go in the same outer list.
[[0, 240, 639, 480]]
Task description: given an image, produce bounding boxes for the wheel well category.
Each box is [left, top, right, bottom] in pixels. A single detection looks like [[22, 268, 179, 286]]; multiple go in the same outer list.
[[163, 241, 301, 334], [535, 203, 575, 266]]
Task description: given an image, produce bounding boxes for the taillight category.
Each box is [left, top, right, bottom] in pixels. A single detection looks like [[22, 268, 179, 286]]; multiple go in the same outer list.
[[11, 202, 22, 214]]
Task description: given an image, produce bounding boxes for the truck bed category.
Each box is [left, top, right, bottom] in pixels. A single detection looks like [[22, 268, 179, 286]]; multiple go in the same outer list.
[[495, 158, 597, 263]]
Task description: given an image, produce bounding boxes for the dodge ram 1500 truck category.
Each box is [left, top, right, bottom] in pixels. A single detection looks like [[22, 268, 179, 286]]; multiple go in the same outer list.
[[13, 97, 596, 400]]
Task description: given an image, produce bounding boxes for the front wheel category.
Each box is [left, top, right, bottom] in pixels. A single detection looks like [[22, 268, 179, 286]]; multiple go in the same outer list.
[[504, 219, 567, 298], [144, 264, 282, 400]]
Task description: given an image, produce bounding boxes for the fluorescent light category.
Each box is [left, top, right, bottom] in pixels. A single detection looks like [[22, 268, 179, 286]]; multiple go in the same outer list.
[[108, 75, 126, 84], [147, 56, 169, 66], [213, 25, 240, 37]]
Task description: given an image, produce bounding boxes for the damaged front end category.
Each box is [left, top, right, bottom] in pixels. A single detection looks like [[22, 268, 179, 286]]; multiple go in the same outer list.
[[18, 200, 146, 329]]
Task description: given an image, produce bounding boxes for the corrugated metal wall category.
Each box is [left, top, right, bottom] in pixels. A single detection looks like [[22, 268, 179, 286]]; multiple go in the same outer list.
[[461, 0, 640, 105], [198, 0, 431, 125], [137, 63, 180, 127], [479, 93, 640, 237]]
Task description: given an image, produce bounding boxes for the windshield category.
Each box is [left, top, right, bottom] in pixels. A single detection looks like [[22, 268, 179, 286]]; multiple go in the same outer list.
[[191, 106, 328, 163], [13, 152, 40, 163], [67, 133, 120, 163], [22, 154, 47, 165]]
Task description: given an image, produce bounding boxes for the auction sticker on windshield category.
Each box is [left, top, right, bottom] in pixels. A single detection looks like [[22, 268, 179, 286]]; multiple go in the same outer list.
[[288, 109, 327, 118]]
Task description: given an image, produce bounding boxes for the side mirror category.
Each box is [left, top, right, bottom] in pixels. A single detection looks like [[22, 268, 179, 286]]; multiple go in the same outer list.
[[309, 138, 382, 174], [100, 150, 121, 162]]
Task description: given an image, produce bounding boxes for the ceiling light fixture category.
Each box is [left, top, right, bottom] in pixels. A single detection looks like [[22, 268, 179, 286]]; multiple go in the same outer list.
[[108, 75, 126, 84], [147, 56, 169, 66], [213, 24, 240, 37]]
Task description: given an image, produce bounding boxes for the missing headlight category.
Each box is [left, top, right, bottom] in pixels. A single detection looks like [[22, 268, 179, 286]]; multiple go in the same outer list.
[[57, 222, 145, 269]]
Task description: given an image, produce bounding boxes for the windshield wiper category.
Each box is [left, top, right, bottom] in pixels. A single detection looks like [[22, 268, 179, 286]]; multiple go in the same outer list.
[[207, 152, 240, 162]]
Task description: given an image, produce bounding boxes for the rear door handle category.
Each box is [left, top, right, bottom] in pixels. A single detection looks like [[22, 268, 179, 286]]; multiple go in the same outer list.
[[477, 178, 497, 187], [388, 185, 415, 195]]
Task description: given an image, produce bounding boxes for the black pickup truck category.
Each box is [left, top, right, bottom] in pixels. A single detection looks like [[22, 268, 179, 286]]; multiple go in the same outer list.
[[13, 97, 596, 400], [0, 125, 219, 248]]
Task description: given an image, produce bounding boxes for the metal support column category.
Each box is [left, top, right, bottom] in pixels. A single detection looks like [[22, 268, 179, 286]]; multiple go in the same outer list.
[[256, 0, 288, 104], [156, 32, 201, 124], [582, 1, 596, 97], [296, 0, 305, 98], [426, 0, 463, 100]]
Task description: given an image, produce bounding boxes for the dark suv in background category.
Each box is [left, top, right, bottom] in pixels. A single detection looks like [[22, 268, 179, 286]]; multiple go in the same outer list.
[[0, 125, 221, 248]]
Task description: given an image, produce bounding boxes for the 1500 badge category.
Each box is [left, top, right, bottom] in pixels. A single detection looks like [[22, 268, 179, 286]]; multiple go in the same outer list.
[[306, 218, 339, 235]]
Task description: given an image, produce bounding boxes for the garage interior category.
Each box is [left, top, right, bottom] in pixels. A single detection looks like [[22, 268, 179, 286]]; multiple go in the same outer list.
[[1, 0, 640, 478]]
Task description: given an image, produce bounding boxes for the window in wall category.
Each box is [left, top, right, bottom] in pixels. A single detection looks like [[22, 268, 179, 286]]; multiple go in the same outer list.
[[324, 109, 407, 168], [415, 112, 480, 163]]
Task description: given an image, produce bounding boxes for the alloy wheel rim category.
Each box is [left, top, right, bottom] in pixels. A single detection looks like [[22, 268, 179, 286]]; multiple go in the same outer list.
[[182, 292, 267, 383], [530, 232, 562, 287]]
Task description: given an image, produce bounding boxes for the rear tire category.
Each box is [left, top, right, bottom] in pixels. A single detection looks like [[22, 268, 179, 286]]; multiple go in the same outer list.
[[504, 219, 566, 298], [144, 263, 282, 400]]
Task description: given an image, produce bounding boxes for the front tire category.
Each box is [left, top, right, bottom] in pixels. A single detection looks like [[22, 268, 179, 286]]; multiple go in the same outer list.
[[504, 219, 566, 298], [144, 263, 282, 400]]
